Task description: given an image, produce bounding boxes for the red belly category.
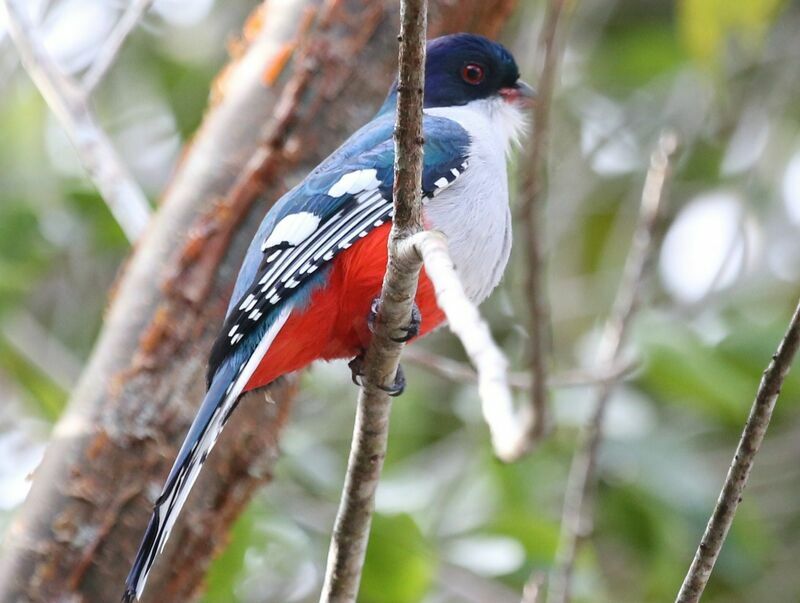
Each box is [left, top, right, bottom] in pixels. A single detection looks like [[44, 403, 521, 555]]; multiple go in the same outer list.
[[244, 223, 445, 392]]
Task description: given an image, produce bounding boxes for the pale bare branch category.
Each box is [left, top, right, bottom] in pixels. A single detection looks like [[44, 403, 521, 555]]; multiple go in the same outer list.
[[521, 569, 546, 603], [675, 299, 800, 602], [82, 0, 155, 93], [412, 231, 524, 460], [1, 0, 151, 243], [547, 131, 677, 603]]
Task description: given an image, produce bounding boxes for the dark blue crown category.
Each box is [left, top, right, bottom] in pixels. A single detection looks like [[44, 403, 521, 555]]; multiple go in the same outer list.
[[382, 33, 521, 111]]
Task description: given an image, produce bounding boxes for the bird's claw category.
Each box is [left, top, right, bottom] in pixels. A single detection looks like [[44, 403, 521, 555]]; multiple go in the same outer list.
[[378, 363, 406, 397], [348, 355, 406, 397], [367, 297, 422, 343], [348, 354, 365, 386], [367, 297, 381, 335], [391, 304, 421, 343]]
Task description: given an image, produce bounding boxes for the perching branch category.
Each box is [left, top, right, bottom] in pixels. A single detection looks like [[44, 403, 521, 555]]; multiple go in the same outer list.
[[675, 300, 800, 602], [518, 0, 568, 447], [319, 2, 428, 600], [1, 0, 152, 243], [547, 132, 677, 603], [320, 233, 526, 599]]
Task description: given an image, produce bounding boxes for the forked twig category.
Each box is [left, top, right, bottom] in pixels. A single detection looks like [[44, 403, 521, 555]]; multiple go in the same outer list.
[[547, 132, 677, 603], [1, 0, 151, 242]]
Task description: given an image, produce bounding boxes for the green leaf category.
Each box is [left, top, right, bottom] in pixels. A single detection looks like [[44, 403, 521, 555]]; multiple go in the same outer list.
[[0, 201, 53, 313], [360, 513, 435, 603], [590, 22, 687, 91], [0, 339, 66, 421]]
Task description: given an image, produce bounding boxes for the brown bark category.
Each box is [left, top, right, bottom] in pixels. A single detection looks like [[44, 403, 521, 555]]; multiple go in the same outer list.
[[320, 0, 428, 599], [0, 1, 517, 602], [518, 0, 567, 449], [675, 296, 800, 601]]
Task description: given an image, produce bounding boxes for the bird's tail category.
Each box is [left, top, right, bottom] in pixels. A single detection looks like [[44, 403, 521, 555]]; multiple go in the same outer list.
[[122, 359, 240, 602], [122, 307, 291, 602]]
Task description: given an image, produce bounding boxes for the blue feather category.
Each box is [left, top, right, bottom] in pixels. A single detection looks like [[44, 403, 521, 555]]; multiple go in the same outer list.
[[211, 113, 470, 384], [124, 101, 471, 603]]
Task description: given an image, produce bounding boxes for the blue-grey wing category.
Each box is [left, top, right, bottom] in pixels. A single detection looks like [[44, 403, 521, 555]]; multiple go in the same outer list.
[[207, 114, 471, 383]]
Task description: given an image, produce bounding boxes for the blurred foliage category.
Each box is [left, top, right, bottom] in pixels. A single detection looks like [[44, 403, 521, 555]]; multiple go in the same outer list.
[[361, 513, 436, 603], [679, 0, 787, 64], [2, 0, 800, 602]]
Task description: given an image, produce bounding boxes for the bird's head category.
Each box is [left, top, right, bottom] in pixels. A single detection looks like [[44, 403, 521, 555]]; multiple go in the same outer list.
[[381, 34, 533, 150], [421, 33, 534, 110]]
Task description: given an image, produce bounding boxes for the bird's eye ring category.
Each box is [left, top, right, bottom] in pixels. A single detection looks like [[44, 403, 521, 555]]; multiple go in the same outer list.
[[461, 63, 485, 85]]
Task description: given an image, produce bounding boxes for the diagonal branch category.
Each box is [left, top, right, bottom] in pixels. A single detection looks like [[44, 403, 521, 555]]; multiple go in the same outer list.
[[675, 300, 800, 602], [518, 0, 568, 448], [403, 346, 637, 391], [1, 0, 152, 243], [547, 131, 677, 603], [412, 232, 521, 460], [82, 0, 155, 94], [1, 309, 82, 392]]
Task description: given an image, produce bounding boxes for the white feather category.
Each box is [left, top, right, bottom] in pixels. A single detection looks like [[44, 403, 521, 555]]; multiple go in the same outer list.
[[262, 212, 320, 251], [423, 97, 526, 302], [327, 168, 381, 197], [135, 307, 292, 600]]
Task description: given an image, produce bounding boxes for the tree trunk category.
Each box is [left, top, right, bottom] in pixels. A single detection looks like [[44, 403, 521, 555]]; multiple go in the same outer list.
[[0, 1, 516, 601]]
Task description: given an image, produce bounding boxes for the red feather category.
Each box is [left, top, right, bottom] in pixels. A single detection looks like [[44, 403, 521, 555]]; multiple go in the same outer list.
[[244, 223, 444, 392]]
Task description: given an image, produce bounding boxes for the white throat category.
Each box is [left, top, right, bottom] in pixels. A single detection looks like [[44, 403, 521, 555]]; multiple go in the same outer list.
[[420, 97, 525, 303], [425, 96, 528, 157]]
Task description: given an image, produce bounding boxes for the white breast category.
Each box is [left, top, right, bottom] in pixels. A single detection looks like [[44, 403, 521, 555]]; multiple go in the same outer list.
[[423, 97, 526, 303]]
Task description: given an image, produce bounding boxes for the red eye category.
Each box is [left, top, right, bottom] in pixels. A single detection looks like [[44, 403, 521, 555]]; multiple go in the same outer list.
[[461, 63, 485, 85]]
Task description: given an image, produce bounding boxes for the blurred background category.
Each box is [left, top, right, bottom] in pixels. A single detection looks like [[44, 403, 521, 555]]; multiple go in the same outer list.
[[1, 0, 800, 601]]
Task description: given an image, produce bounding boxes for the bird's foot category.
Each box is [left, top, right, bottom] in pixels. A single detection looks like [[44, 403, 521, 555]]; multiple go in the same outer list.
[[367, 297, 422, 343], [348, 353, 365, 386], [348, 354, 406, 397], [379, 363, 406, 397]]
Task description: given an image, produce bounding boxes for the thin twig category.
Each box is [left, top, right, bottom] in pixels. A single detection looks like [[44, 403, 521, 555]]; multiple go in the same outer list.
[[675, 300, 800, 602], [547, 132, 677, 603], [518, 0, 568, 447], [82, 0, 155, 93], [521, 570, 546, 603], [439, 562, 522, 603], [403, 346, 637, 390], [1, 0, 151, 243], [319, 1, 428, 600], [1, 310, 82, 391]]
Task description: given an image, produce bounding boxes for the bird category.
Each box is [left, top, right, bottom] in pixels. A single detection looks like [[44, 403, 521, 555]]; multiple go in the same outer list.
[[122, 32, 533, 602]]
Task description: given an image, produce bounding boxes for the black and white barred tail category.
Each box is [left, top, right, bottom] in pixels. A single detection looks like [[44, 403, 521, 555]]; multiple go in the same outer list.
[[122, 309, 290, 601]]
